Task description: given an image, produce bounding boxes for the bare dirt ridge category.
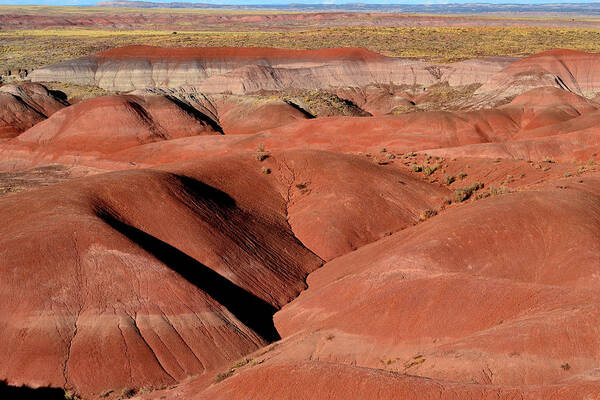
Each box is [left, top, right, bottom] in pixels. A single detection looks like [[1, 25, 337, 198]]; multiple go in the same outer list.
[[0, 45, 599, 400]]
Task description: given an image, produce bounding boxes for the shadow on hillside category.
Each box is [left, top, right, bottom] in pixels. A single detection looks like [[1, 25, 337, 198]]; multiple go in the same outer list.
[[94, 183, 281, 342], [0, 381, 65, 399]]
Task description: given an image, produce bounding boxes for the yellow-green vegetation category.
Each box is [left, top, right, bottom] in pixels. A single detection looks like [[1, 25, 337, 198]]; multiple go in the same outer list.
[[423, 164, 440, 176], [455, 182, 484, 202], [390, 82, 483, 113], [389, 103, 417, 114], [271, 89, 365, 117], [215, 357, 256, 383], [444, 175, 456, 185], [214, 369, 235, 383], [42, 81, 113, 102], [404, 355, 426, 369], [231, 358, 252, 369], [0, 186, 22, 195], [63, 390, 81, 400], [5, 26, 600, 74], [410, 163, 440, 176], [419, 209, 438, 221], [476, 185, 512, 199], [254, 143, 269, 161]]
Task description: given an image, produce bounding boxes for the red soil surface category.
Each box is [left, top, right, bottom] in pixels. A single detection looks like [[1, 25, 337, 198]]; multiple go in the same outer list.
[[0, 82, 67, 139], [0, 48, 600, 400], [207, 96, 311, 135], [12, 94, 219, 153], [476, 49, 600, 105], [149, 174, 600, 400], [193, 360, 600, 400], [0, 154, 325, 396], [2, 87, 598, 172]]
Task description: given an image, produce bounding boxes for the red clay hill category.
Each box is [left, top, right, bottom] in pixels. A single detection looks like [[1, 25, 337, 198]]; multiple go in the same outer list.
[[0, 82, 67, 139], [12, 94, 220, 154], [0, 46, 599, 400], [29, 45, 509, 92]]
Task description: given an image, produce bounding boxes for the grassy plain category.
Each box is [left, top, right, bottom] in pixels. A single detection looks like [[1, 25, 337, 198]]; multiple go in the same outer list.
[[3, 6, 600, 73]]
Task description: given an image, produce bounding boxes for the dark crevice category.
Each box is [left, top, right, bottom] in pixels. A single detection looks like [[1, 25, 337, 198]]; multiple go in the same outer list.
[[554, 75, 573, 93], [126, 100, 169, 141], [337, 96, 370, 115], [172, 175, 236, 210], [128, 314, 176, 381], [94, 204, 281, 342], [48, 89, 69, 104], [164, 95, 224, 134], [168, 175, 310, 307], [8, 93, 49, 119], [283, 100, 315, 119], [0, 381, 65, 399]]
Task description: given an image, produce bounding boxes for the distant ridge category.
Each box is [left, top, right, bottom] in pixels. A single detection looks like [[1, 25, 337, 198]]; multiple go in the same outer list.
[[96, 1, 600, 14]]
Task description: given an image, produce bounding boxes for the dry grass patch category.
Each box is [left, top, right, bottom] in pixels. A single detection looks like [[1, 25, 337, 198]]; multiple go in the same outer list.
[[5, 26, 600, 73]]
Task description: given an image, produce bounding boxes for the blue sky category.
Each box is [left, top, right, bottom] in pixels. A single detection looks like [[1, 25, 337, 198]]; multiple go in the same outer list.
[[2, 0, 600, 5]]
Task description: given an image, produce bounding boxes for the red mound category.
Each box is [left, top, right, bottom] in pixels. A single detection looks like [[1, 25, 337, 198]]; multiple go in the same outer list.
[[0, 150, 460, 397], [280, 151, 450, 260], [334, 85, 416, 116], [477, 49, 600, 104], [191, 360, 600, 400], [206, 96, 311, 135], [1, 86, 598, 173], [0, 83, 67, 139], [12, 94, 220, 153], [131, 90, 313, 135], [0, 154, 324, 397], [92, 112, 514, 171], [3, 48, 600, 400], [95, 45, 387, 62], [147, 175, 600, 399], [425, 123, 600, 162], [271, 178, 600, 387], [425, 88, 600, 162], [500, 86, 597, 132]]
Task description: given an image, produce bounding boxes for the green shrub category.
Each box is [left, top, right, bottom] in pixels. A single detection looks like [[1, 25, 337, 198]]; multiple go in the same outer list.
[[232, 358, 252, 369], [419, 209, 438, 220], [454, 182, 483, 202], [254, 143, 269, 161], [423, 164, 440, 176], [215, 369, 235, 383]]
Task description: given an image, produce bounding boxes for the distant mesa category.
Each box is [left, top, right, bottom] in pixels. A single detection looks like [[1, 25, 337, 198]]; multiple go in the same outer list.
[[31, 46, 600, 104], [94, 0, 600, 14], [28, 45, 509, 93]]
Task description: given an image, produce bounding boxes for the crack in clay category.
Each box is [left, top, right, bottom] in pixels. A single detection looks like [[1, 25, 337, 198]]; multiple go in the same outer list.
[[62, 308, 81, 388], [130, 313, 176, 382]]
